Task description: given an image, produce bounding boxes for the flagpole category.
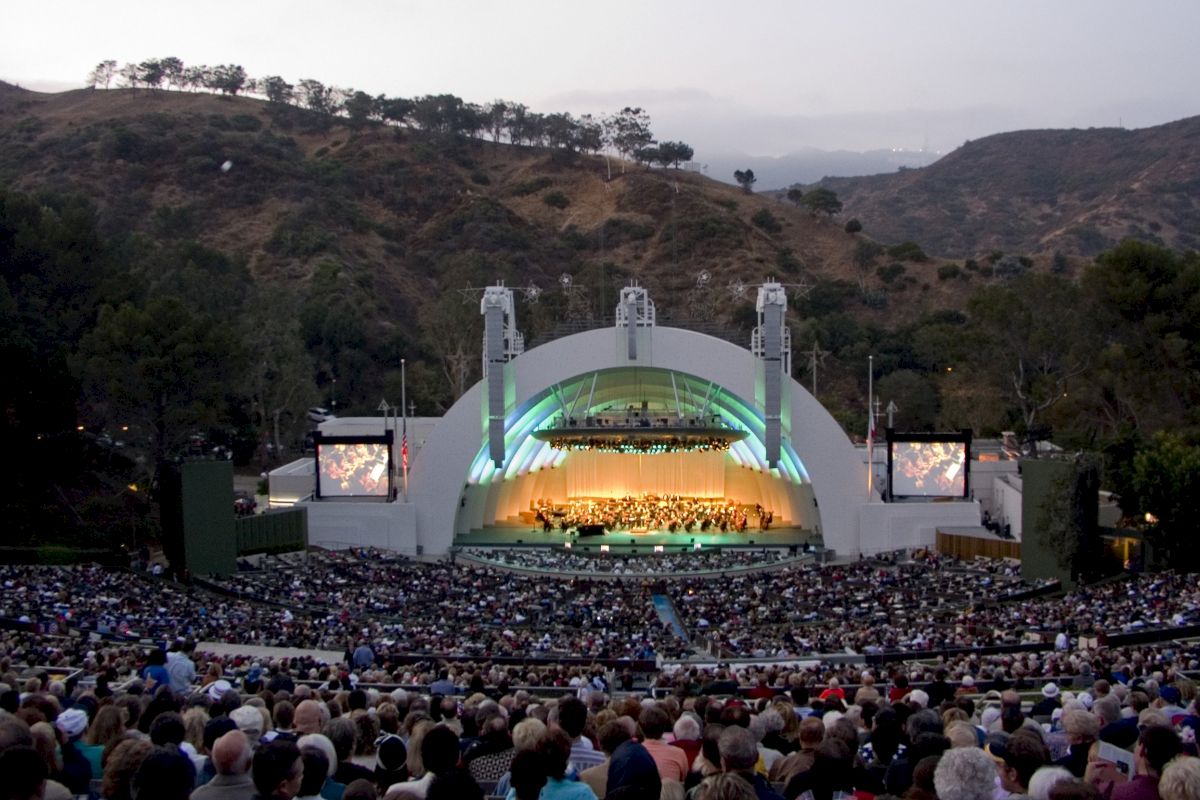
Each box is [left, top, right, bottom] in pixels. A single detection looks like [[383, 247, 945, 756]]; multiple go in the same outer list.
[[867, 355, 874, 500], [401, 358, 409, 502]]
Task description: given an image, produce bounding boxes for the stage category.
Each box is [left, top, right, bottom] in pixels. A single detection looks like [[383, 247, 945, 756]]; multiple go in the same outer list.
[[453, 520, 817, 551]]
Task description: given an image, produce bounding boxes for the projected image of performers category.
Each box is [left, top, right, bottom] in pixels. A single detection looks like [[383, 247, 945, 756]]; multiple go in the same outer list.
[[892, 441, 967, 497], [318, 443, 390, 497]]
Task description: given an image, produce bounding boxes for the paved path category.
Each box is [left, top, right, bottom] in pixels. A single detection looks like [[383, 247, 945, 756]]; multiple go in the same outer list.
[[197, 641, 344, 664]]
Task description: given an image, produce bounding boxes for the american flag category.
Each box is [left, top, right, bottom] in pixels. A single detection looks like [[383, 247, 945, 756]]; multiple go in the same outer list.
[[401, 432, 408, 469]]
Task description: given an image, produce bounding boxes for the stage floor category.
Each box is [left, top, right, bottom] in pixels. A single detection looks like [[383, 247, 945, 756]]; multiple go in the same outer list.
[[454, 521, 818, 550]]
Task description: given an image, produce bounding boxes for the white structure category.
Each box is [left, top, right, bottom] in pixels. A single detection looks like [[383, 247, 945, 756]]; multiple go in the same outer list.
[[273, 283, 980, 557]]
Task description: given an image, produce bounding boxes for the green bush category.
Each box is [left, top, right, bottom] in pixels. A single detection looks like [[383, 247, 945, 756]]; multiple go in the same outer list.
[[887, 241, 928, 262], [714, 198, 738, 211], [470, 170, 491, 185], [844, 218, 863, 234], [876, 263, 907, 284], [543, 191, 570, 209], [511, 176, 553, 196], [600, 217, 656, 244], [937, 264, 962, 281], [776, 248, 802, 274], [229, 114, 263, 132], [752, 208, 783, 234]]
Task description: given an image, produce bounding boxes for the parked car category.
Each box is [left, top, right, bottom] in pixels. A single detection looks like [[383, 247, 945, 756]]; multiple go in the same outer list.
[[307, 407, 335, 423]]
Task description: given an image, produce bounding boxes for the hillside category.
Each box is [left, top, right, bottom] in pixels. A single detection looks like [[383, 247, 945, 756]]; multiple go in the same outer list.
[[817, 117, 1200, 258], [0, 83, 986, 402]]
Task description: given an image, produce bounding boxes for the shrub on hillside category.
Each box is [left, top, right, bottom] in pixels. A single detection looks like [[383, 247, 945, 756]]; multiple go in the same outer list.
[[511, 176, 553, 196], [887, 241, 928, 262], [844, 218, 863, 234], [877, 263, 907, 284], [937, 264, 962, 281], [543, 191, 569, 209], [752, 208, 782, 234]]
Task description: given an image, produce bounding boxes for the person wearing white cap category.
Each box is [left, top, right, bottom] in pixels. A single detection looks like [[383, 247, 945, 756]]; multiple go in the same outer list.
[[1033, 683, 1061, 717], [54, 708, 94, 794], [230, 706, 265, 748]]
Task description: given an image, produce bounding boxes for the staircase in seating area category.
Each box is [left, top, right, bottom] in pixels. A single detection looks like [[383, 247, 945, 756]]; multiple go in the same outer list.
[[651, 593, 689, 640]]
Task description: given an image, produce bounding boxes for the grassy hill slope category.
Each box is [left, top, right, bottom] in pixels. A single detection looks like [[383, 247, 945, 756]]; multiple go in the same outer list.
[[818, 117, 1200, 258]]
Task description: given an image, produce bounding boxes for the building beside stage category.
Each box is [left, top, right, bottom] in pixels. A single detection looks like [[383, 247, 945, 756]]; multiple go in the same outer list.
[[270, 282, 987, 558]]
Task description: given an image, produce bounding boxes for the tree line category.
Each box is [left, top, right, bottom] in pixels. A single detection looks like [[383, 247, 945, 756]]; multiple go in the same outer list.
[[87, 58, 694, 169]]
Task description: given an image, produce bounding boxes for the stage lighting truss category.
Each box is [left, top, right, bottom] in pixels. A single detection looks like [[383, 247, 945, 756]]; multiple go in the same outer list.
[[532, 413, 749, 454]]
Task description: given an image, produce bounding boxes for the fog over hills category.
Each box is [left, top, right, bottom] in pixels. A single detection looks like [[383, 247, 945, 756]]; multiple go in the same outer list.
[[704, 147, 940, 190]]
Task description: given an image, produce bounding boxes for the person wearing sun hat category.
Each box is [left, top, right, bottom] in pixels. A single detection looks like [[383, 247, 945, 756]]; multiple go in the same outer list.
[[1033, 683, 1061, 718]]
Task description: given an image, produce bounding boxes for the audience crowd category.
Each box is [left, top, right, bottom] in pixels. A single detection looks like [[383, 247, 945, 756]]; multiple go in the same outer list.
[[458, 548, 796, 576], [2, 639, 1200, 800]]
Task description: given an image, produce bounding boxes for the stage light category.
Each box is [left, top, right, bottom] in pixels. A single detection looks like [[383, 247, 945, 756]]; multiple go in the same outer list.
[[600, 544, 610, 553], [694, 542, 702, 550], [563, 542, 572, 549], [654, 545, 664, 553]]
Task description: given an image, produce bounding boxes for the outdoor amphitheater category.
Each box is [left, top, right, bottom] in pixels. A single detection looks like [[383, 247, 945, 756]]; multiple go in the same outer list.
[[5, 282, 1199, 800]]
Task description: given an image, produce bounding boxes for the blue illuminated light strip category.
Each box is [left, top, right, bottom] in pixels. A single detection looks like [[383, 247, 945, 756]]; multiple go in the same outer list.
[[466, 368, 811, 485]]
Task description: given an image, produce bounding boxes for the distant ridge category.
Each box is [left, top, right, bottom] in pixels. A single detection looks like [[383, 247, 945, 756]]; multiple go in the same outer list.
[[816, 115, 1200, 257]]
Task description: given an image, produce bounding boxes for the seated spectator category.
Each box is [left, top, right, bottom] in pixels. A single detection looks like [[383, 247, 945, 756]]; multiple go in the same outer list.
[[1112, 726, 1183, 800], [374, 734, 409, 793], [53, 707, 92, 794], [297, 746, 331, 800], [193, 730, 254, 800], [509, 748, 548, 800], [464, 708, 513, 784], [1059, 711, 1100, 778], [327, 717, 373, 785], [671, 712, 703, 769], [297, 733, 343, 800], [493, 718, 547, 798], [640, 705, 689, 782], [343, 779, 378, 800], [1029, 767, 1078, 800], [719, 726, 783, 800], [253, 740, 305, 800], [935, 748, 998, 800], [384, 725, 475, 800], [1158, 755, 1200, 800], [581, 718, 634, 799], [102, 737, 155, 800], [783, 738, 855, 800], [694, 773, 758, 800], [132, 746, 196, 800], [0, 746, 48, 800], [991, 730, 1050, 800], [530, 726, 595, 800], [81, 704, 126, 779], [556, 696, 605, 775], [607, 739, 662, 800]]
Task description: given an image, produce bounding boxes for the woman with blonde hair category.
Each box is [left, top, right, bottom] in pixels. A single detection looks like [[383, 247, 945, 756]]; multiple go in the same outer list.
[[183, 707, 210, 754], [406, 719, 437, 778], [694, 773, 757, 800], [82, 704, 126, 777], [102, 737, 154, 800]]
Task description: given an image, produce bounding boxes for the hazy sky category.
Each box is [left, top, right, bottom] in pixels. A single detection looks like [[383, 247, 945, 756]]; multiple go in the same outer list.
[[4, 0, 1197, 157]]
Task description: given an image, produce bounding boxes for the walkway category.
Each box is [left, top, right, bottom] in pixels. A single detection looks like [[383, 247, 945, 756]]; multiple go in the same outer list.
[[651, 594, 689, 640]]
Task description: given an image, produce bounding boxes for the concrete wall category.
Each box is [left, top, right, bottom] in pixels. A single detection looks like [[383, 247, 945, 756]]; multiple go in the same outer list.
[[858, 501, 982, 555], [993, 473, 1025, 539], [304, 501, 417, 554]]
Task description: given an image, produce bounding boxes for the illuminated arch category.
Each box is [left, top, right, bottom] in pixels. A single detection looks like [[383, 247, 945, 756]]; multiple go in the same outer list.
[[409, 326, 867, 555]]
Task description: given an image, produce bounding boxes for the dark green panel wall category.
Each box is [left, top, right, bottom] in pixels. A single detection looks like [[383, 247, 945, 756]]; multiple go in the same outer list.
[[235, 508, 307, 555], [180, 461, 237, 577], [1020, 459, 1070, 585]]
